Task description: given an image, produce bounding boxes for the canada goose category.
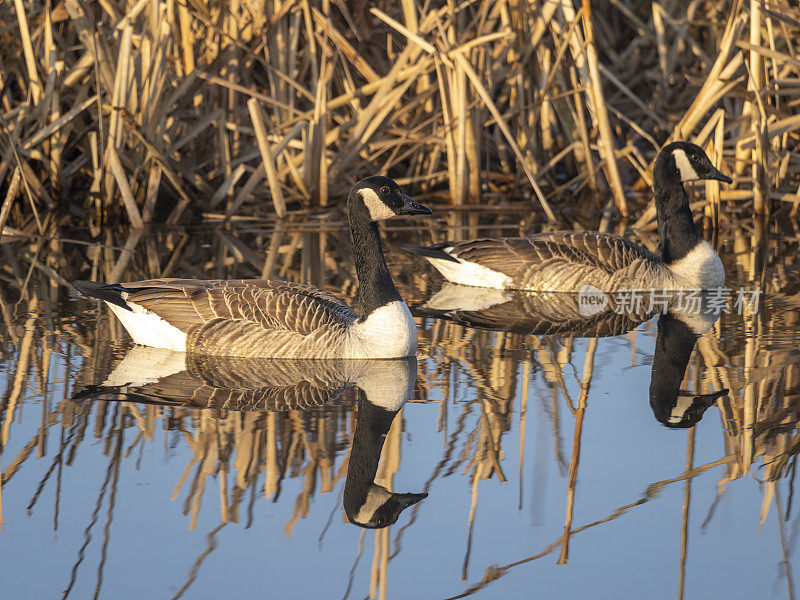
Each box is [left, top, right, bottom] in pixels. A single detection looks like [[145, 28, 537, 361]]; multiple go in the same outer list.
[[649, 304, 727, 428], [407, 142, 732, 292], [72, 176, 431, 359], [74, 350, 426, 527]]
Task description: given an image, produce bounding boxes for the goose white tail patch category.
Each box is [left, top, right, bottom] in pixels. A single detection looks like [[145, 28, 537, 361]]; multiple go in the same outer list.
[[425, 255, 512, 289], [673, 148, 699, 182], [107, 301, 188, 351], [424, 282, 512, 311]]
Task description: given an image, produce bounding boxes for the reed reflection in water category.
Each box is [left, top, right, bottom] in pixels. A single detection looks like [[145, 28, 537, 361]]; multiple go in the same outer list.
[[0, 214, 799, 598]]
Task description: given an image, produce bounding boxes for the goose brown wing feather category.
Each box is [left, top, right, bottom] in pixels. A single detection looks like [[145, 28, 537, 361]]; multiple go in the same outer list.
[[87, 355, 355, 411], [449, 233, 658, 278], [529, 232, 661, 270], [120, 279, 358, 336], [448, 237, 616, 280], [418, 288, 653, 337]]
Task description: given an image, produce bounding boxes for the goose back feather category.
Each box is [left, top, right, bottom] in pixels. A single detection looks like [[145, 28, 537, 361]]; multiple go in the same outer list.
[[427, 233, 670, 292], [79, 278, 360, 358]]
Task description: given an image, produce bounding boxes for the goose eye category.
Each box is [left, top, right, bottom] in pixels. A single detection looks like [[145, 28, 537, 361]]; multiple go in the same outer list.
[[379, 186, 390, 195]]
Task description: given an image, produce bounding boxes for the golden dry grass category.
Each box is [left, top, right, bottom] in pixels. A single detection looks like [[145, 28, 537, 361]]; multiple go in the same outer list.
[[1, 0, 799, 234]]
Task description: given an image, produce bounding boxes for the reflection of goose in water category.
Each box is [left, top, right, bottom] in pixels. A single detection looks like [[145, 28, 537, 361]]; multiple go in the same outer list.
[[419, 284, 728, 428], [74, 349, 426, 527], [344, 376, 427, 528], [650, 308, 728, 428], [416, 282, 654, 338], [75, 347, 416, 412]]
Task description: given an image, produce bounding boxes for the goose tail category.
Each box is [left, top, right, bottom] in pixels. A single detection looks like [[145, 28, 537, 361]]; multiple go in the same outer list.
[[402, 242, 460, 263], [72, 280, 131, 311]]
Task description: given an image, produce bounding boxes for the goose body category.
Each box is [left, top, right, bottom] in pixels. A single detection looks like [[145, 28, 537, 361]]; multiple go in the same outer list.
[[73, 177, 431, 359], [409, 143, 731, 293]]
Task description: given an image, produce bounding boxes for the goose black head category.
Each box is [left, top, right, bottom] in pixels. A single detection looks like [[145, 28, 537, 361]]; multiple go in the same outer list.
[[345, 485, 428, 529], [652, 389, 729, 429], [657, 141, 733, 184], [349, 176, 431, 221]]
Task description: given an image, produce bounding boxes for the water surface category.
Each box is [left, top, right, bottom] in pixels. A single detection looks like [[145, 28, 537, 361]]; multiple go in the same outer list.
[[0, 214, 798, 599]]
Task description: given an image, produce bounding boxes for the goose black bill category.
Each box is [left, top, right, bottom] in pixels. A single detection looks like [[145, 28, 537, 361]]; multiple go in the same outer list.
[[399, 195, 432, 216]]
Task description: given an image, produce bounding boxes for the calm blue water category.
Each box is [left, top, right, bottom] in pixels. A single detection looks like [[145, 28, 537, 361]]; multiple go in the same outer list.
[[0, 221, 798, 599]]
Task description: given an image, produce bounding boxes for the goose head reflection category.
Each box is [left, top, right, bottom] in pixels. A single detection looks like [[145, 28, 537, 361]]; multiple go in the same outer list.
[[343, 360, 427, 528], [650, 306, 728, 428], [74, 349, 426, 528]]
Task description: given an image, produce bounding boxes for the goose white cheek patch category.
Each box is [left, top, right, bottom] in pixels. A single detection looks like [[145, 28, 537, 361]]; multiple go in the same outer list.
[[359, 189, 395, 221], [673, 149, 699, 182]]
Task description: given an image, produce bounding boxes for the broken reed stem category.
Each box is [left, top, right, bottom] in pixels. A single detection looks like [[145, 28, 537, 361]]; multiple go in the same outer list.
[[580, 0, 627, 217], [247, 98, 287, 219]]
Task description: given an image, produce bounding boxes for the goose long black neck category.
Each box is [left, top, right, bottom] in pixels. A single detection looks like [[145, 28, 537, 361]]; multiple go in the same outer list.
[[343, 393, 397, 514], [650, 313, 722, 428], [348, 202, 403, 317], [653, 157, 703, 264]]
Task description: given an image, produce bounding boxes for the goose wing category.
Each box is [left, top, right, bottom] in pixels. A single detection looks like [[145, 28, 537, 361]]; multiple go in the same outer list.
[[529, 231, 661, 270], [75, 348, 357, 411], [117, 279, 359, 357], [448, 232, 658, 278], [151, 355, 356, 411]]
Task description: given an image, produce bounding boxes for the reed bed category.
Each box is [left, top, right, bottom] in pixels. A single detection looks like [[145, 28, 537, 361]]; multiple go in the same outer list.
[[1, 0, 799, 236]]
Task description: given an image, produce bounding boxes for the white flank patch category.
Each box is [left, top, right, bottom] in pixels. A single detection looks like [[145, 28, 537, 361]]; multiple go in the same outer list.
[[424, 282, 512, 312], [103, 345, 187, 387], [359, 188, 395, 221], [673, 148, 699, 182], [350, 358, 416, 412], [425, 254, 513, 289], [348, 300, 417, 358], [667, 240, 725, 288], [107, 301, 188, 351]]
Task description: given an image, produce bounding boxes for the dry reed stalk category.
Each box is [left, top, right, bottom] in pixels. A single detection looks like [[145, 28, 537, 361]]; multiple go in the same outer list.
[[12, 0, 42, 104], [0, 1, 797, 234], [0, 167, 22, 239], [557, 336, 596, 564], [247, 98, 287, 218], [578, 0, 627, 216]]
